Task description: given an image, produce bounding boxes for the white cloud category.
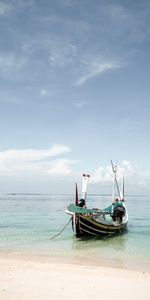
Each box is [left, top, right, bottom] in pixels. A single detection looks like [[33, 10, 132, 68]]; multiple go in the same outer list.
[[105, 4, 129, 22], [0, 53, 27, 76], [0, 2, 11, 15], [91, 166, 113, 184], [39, 88, 57, 98], [47, 159, 73, 176], [76, 60, 120, 86], [90, 160, 150, 194], [0, 0, 34, 16], [48, 42, 77, 68], [105, 3, 150, 44], [0, 144, 73, 176], [40, 89, 49, 96], [73, 100, 87, 109], [91, 160, 137, 184]]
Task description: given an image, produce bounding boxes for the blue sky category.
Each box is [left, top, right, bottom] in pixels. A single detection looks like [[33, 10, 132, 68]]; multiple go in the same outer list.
[[0, 0, 150, 194]]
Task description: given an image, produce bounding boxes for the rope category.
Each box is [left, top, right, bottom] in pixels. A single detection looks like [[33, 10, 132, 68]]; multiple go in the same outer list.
[[50, 217, 72, 240]]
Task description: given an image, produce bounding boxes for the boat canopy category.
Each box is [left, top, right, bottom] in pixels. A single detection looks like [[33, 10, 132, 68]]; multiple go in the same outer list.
[[67, 204, 98, 214], [67, 201, 123, 215], [103, 201, 123, 213]]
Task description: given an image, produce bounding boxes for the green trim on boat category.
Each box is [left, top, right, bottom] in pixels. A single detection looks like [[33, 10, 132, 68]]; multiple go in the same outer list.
[[67, 201, 124, 215], [67, 204, 108, 214], [67, 204, 98, 214]]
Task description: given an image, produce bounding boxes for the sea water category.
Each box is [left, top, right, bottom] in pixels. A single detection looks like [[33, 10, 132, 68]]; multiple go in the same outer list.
[[0, 194, 150, 270]]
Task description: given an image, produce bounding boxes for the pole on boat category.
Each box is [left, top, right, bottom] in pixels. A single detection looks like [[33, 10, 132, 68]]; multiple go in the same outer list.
[[75, 183, 78, 206], [112, 175, 115, 203], [122, 176, 124, 199], [120, 176, 125, 201], [73, 183, 79, 236], [111, 160, 121, 200], [111, 175, 116, 213], [82, 174, 90, 206]]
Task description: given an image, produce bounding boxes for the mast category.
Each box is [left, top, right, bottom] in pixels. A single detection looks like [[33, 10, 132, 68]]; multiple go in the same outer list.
[[122, 176, 124, 199], [111, 160, 121, 200], [82, 174, 90, 206], [75, 183, 78, 206], [112, 176, 115, 203], [121, 176, 124, 201]]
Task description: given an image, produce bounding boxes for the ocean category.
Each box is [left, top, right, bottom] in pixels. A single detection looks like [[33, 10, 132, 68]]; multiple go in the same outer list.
[[0, 194, 150, 271]]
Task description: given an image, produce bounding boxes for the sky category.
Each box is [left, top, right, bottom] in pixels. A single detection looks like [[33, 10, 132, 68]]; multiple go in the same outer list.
[[0, 0, 150, 195]]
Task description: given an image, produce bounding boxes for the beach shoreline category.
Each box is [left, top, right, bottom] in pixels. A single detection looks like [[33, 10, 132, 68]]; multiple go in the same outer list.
[[0, 250, 150, 272], [0, 253, 150, 300]]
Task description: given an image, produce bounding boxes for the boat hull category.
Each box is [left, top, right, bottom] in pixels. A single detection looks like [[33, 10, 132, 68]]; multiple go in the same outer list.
[[73, 214, 127, 238]]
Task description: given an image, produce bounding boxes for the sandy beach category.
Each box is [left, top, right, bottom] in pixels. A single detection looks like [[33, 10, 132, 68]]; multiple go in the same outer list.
[[0, 254, 150, 300]]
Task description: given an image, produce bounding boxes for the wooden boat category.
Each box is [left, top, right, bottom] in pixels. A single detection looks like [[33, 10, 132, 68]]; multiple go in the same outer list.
[[65, 161, 128, 238]]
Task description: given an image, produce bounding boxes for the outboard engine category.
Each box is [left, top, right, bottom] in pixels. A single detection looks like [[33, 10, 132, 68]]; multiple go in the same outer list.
[[78, 199, 85, 207], [112, 205, 126, 222]]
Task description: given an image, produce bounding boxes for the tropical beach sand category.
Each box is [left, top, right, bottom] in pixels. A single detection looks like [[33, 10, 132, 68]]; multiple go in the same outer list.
[[0, 254, 150, 300]]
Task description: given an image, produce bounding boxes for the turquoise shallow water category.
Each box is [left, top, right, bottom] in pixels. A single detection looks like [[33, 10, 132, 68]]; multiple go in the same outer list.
[[0, 194, 150, 270]]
